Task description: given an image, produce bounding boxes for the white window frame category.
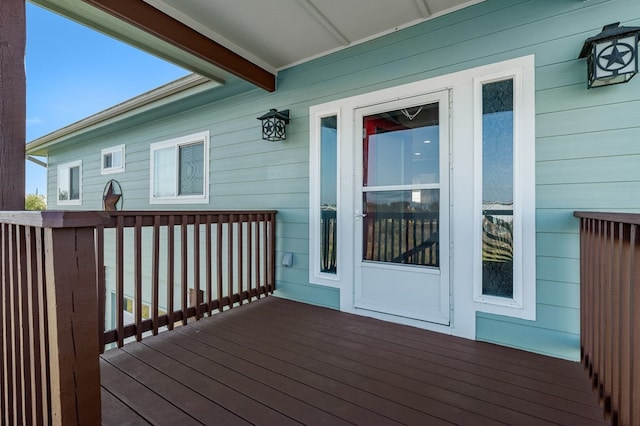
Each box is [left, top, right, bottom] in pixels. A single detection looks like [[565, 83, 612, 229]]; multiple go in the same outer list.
[[309, 108, 341, 287], [472, 60, 536, 320], [57, 160, 82, 206], [149, 131, 210, 205], [101, 144, 126, 175]]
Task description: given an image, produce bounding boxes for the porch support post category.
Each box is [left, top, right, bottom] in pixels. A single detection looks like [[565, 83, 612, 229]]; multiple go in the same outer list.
[[44, 225, 101, 425], [0, 0, 26, 210]]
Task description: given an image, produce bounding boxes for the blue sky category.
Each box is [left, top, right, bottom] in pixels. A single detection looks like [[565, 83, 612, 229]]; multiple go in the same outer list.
[[26, 2, 189, 195]]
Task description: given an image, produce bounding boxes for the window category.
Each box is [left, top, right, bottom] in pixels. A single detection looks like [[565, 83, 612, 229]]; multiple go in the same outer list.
[[149, 131, 209, 204], [481, 79, 514, 298], [101, 145, 125, 174], [473, 61, 536, 320], [57, 160, 82, 205], [309, 110, 340, 285]]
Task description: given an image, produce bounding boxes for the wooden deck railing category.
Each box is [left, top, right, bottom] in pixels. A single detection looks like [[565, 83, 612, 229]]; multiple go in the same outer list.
[[575, 211, 640, 426], [1, 211, 107, 425], [1, 209, 277, 424], [97, 211, 277, 351]]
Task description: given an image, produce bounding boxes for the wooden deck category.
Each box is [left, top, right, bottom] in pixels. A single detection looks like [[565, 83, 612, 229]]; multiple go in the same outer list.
[[100, 297, 607, 426]]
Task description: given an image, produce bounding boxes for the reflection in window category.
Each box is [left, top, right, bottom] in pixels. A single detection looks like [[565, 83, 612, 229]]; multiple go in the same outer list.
[[179, 143, 204, 195], [482, 79, 514, 298], [363, 103, 440, 187], [320, 116, 338, 273], [363, 190, 439, 267]]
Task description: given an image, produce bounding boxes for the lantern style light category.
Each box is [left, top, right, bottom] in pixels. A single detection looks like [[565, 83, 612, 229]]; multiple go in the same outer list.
[[257, 109, 290, 141], [579, 22, 640, 88]]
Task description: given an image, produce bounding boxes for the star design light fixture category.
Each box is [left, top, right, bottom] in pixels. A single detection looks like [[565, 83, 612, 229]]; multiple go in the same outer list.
[[579, 22, 640, 88], [257, 109, 290, 141]]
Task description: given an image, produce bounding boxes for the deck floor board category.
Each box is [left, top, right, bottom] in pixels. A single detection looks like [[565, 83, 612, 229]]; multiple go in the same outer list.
[[214, 303, 605, 425], [101, 297, 607, 426]]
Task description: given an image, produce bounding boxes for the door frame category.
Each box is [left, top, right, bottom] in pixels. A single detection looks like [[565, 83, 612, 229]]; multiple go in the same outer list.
[[308, 55, 536, 341]]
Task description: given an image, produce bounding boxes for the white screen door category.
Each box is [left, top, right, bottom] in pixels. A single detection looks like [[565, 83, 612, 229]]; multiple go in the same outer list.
[[354, 90, 450, 324]]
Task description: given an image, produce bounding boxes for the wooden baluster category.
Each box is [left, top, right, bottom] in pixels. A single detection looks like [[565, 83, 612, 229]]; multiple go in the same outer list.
[[604, 221, 614, 413], [96, 225, 105, 354], [1, 223, 12, 425], [167, 215, 175, 330], [269, 213, 276, 293], [238, 214, 244, 304], [619, 223, 632, 425], [217, 214, 224, 310], [597, 219, 605, 396], [17, 225, 30, 423], [134, 215, 143, 341], [247, 214, 253, 298], [25, 226, 44, 424], [205, 215, 213, 316], [8, 224, 22, 424], [181, 215, 188, 326], [151, 216, 160, 336], [255, 216, 261, 298], [193, 214, 201, 319], [631, 224, 640, 426], [0, 224, 5, 424], [115, 215, 124, 347], [611, 222, 623, 422], [35, 227, 50, 424], [227, 215, 235, 307]]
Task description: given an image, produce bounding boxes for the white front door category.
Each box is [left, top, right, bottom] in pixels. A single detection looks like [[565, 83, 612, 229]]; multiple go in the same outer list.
[[354, 90, 450, 325]]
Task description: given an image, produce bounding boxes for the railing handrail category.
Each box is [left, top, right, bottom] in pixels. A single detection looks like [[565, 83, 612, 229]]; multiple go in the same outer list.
[[100, 210, 277, 228], [0, 210, 110, 228], [575, 210, 640, 225]]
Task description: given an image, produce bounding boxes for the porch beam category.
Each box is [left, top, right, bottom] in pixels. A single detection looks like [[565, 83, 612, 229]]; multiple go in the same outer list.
[[81, 0, 276, 92], [0, 0, 26, 210]]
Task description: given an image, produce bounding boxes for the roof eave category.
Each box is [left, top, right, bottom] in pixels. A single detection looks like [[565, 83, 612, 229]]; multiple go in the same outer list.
[[25, 73, 213, 155]]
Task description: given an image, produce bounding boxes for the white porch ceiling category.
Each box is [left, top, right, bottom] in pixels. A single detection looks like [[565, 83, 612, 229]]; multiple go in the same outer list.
[[143, 0, 485, 73]]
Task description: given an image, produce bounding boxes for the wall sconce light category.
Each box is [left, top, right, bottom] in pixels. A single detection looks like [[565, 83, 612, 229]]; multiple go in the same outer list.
[[257, 108, 290, 141], [579, 22, 640, 88]]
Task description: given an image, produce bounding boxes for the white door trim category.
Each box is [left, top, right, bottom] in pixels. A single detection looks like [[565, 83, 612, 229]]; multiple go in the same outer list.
[[308, 54, 536, 341]]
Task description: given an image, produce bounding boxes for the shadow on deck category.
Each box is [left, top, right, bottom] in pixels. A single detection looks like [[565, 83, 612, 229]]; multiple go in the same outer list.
[[100, 297, 606, 426]]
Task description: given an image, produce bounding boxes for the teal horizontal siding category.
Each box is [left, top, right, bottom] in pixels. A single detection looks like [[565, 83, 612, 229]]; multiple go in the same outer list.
[[44, 0, 640, 359], [476, 314, 581, 361]]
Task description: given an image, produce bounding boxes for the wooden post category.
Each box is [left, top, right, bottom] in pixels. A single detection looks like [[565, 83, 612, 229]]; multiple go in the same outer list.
[[0, 0, 26, 210], [44, 226, 101, 425]]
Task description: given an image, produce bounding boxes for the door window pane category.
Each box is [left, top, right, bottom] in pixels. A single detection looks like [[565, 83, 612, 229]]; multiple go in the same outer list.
[[363, 103, 439, 187], [320, 116, 338, 274], [363, 190, 439, 267], [482, 79, 514, 298]]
